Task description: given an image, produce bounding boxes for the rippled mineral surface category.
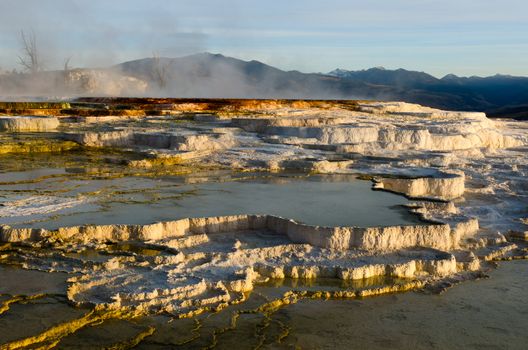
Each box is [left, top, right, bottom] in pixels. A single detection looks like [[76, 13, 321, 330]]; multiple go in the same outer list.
[[0, 99, 527, 349]]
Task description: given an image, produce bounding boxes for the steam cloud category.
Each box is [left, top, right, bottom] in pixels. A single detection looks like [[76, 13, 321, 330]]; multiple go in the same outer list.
[[0, 0, 369, 100]]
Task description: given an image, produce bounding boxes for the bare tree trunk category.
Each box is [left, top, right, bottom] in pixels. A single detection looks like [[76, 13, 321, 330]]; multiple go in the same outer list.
[[17, 29, 40, 74], [152, 52, 168, 90], [63, 56, 72, 87]]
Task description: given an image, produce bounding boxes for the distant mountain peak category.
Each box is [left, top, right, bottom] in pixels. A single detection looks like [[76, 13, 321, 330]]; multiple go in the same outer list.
[[328, 68, 350, 76], [328, 67, 388, 77], [179, 52, 223, 60], [442, 73, 459, 80], [326, 66, 438, 86]]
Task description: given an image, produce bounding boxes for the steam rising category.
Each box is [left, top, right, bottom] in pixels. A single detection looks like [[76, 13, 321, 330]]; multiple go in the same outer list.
[[0, 1, 388, 99], [0, 0, 349, 99]]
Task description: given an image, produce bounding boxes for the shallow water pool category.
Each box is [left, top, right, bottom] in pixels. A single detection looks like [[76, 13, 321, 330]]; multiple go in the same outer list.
[[0, 172, 423, 229]]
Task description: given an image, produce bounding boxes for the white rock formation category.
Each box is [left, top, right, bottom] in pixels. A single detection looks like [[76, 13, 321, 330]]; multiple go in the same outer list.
[[65, 130, 134, 147], [0, 116, 59, 132], [1, 207, 481, 253], [233, 103, 521, 153], [1, 216, 468, 314], [65, 130, 237, 151], [1, 100, 526, 317], [65, 69, 148, 95], [373, 171, 465, 200]]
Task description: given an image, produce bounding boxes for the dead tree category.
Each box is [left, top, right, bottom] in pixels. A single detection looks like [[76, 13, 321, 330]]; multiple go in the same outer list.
[[63, 56, 72, 86], [63, 57, 72, 72], [17, 30, 41, 74], [152, 52, 168, 90]]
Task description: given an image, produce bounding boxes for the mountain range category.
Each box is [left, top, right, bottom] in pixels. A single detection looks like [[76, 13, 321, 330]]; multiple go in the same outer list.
[[116, 53, 528, 119], [327, 66, 528, 119], [1, 52, 527, 119]]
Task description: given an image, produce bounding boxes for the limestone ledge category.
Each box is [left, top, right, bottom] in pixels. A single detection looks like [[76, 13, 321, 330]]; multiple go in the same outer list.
[[232, 102, 522, 153], [373, 171, 465, 200], [0, 116, 60, 132], [246, 124, 521, 152], [356, 101, 485, 117], [254, 254, 459, 281], [0, 213, 478, 251], [64, 130, 236, 151], [65, 254, 458, 314]]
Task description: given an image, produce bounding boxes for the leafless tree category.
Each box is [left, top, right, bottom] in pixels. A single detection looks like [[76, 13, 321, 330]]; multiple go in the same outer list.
[[63, 56, 72, 72], [17, 29, 41, 74], [152, 52, 168, 90], [63, 56, 72, 87]]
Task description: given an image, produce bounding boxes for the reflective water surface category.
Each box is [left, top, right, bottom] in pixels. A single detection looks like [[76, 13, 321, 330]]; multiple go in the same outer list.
[[0, 171, 422, 229]]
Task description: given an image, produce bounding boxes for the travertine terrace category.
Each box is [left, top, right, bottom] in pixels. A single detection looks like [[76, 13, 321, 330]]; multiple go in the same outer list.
[[0, 98, 527, 347]]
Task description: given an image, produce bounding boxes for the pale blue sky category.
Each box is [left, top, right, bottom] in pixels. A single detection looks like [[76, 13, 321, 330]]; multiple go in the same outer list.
[[0, 0, 526, 77]]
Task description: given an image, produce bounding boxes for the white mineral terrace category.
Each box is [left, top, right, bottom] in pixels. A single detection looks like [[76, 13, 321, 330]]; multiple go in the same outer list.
[[0, 101, 527, 317], [0, 213, 479, 313], [0, 213, 477, 251], [0, 116, 59, 132]]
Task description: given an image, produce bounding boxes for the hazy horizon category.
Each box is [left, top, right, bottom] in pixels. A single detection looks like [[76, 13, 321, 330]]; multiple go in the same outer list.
[[115, 52, 528, 79], [3, 50, 527, 80], [0, 0, 526, 78]]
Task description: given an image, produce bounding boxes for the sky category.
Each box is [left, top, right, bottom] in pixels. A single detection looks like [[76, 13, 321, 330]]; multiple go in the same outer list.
[[0, 0, 526, 77]]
